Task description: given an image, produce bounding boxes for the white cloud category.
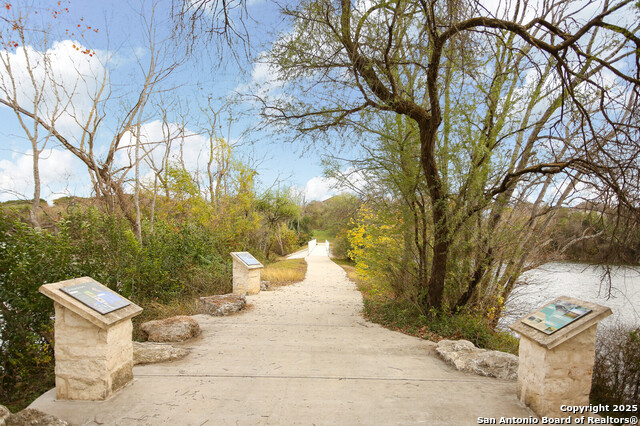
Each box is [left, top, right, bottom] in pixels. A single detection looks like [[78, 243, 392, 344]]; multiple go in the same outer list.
[[236, 51, 290, 104], [0, 40, 109, 140], [303, 167, 371, 201], [304, 176, 339, 201], [0, 148, 88, 202]]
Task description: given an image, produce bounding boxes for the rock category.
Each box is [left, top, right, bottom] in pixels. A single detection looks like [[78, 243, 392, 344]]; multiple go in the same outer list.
[[5, 409, 69, 426], [133, 341, 189, 365], [436, 339, 519, 380], [1, 405, 10, 425], [140, 316, 200, 342], [260, 280, 271, 291], [198, 294, 246, 316]]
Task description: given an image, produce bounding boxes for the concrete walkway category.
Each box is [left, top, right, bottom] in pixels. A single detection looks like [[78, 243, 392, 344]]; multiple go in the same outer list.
[[31, 245, 532, 425]]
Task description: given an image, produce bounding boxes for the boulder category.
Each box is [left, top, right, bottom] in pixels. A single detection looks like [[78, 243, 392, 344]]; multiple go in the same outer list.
[[133, 342, 189, 365], [198, 294, 246, 316], [260, 280, 271, 291], [139, 316, 200, 342], [5, 409, 69, 426], [436, 339, 519, 380], [1, 405, 10, 425]]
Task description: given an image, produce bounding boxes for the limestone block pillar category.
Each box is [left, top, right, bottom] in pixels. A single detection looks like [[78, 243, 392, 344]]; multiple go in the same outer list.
[[231, 252, 264, 295], [39, 277, 142, 401], [510, 296, 611, 418]]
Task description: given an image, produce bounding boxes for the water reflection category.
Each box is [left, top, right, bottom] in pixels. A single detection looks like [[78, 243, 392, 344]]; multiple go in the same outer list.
[[501, 262, 640, 331]]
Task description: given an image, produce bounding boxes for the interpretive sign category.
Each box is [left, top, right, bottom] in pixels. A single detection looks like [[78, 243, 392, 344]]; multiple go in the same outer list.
[[521, 298, 592, 335], [235, 251, 261, 267], [61, 280, 130, 315]]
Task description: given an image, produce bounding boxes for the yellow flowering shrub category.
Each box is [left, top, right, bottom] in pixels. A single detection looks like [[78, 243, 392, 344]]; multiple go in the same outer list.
[[347, 205, 406, 297]]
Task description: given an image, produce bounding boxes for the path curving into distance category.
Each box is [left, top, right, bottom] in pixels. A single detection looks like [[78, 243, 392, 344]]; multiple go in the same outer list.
[[31, 244, 532, 425]]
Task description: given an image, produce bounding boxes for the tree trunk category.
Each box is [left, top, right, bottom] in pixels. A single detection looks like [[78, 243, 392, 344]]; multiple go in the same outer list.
[[134, 130, 142, 242], [29, 142, 41, 228], [150, 174, 158, 234], [418, 118, 449, 311]]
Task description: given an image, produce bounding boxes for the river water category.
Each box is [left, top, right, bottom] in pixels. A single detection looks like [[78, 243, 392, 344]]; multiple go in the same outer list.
[[501, 262, 640, 331]]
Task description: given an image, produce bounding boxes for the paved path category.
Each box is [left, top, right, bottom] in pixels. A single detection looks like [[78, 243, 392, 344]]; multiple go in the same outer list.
[[31, 245, 532, 425]]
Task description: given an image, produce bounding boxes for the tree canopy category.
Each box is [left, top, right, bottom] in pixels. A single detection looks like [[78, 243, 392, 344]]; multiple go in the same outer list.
[[261, 0, 640, 312]]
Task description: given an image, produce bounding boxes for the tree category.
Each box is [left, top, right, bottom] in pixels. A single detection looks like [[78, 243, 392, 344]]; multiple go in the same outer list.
[[256, 188, 301, 259], [261, 0, 640, 313], [171, 0, 250, 60], [0, 2, 185, 238], [0, 2, 73, 226]]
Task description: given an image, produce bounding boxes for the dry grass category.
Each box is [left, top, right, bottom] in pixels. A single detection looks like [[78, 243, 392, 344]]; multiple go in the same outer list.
[[262, 258, 307, 286]]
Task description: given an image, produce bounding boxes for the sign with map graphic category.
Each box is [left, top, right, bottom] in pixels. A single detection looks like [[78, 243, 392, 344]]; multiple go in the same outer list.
[[61, 280, 130, 315], [522, 298, 592, 335], [235, 252, 262, 267]]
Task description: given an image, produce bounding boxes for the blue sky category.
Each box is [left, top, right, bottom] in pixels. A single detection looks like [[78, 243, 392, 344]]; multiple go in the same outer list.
[[0, 0, 344, 203]]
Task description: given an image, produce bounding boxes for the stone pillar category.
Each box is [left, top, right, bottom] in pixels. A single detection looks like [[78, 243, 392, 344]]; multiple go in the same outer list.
[[231, 252, 264, 295], [510, 296, 611, 419], [53, 304, 133, 400], [39, 277, 142, 401]]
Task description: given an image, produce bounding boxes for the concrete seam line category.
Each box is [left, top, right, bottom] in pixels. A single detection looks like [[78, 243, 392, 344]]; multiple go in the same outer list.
[[134, 374, 488, 383]]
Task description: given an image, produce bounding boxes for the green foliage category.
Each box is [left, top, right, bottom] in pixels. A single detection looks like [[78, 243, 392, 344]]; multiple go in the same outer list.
[[294, 215, 313, 247], [256, 188, 302, 259], [362, 298, 518, 354], [59, 207, 232, 302], [347, 203, 425, 299], [306, 194, 361, 258], [312, 229, 331, 241], [591, 325, 640, 417], [0, 212, 69, 410], [332, 232, 352, 259], [0, 161, 315, 409], [0, 208, 234, 410], [307, 194, 360, 235]]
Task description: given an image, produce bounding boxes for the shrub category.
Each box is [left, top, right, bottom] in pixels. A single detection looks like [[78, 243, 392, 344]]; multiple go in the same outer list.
[[591, 325, 640, 416], [362, 298, 519, 354], [332, 231, 352, 259], [0, 208, 236, 410], [0, 212, 73, 410]]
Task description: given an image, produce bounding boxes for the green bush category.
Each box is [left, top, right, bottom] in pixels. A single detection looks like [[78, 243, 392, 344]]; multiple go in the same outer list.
[[59, 208, 232, 302], [362, 298, 519, 354], [0, 208, 235, 410], [332, 231, 352, 259], [591, 325, 640, 417], [0, 212, 73, 410]]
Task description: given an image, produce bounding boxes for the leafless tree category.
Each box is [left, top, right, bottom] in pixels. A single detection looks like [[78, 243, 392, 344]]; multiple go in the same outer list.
[[0, 2, 186, 239], [171, 0, 251, 61], [0, 6, 69, 226]]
